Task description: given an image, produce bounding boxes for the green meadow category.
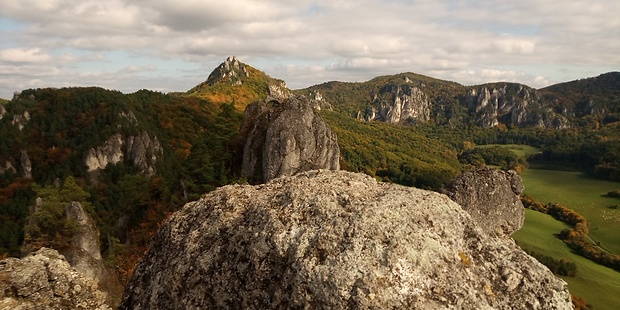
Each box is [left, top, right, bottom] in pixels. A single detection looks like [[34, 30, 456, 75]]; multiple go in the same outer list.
[[520, 169, 620, 255], [476, 143, 540, 158], [513, 209, 620, 310]]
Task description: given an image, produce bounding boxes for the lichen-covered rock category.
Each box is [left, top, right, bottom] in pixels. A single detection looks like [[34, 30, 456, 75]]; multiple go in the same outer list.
[[120, 170, 571, 310], [443, 168, 525, 238], [0, 248, 111, 310], [240, 96, 340, 183]]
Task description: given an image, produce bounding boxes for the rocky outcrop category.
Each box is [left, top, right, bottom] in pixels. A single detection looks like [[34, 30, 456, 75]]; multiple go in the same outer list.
[[20, 150, 32, 179], [11, 111, 30, 131], [444, 168, 525, 238], [465, 84, 570, 129], [84, 134, 124, 172], [0, 104, 5, 120], [126, 131, 162, 176], [268, 80, 293, 100], [307, 90, 333, 111], [120, 170, 571, 309], [206, 56, 249, 86], [63, 202, 107, 284], [240, 96, 340, 183], [84, 131, 162, 177], [0, 247, 111, 310], [366, 84, 431, 124]]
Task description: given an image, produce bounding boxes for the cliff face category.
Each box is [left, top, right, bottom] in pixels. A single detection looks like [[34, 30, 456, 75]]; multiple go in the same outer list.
[[0, 248, 111, 310], [84, 131, 162, 178], [365, 83, 432, 124], [465, 84, 570, 129], [240, 96, 340, 183], [120, 170, 572, 309]]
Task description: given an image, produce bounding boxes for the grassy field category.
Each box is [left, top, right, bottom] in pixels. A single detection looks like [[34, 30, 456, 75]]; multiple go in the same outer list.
[[513, 209, 620, 310], [520, 169, 620, 255], [476, 144, 540, 157]]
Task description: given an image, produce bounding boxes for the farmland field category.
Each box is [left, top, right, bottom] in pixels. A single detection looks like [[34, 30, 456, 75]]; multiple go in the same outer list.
[[520, 168, 620, 255], [513, 209, 620, 310]]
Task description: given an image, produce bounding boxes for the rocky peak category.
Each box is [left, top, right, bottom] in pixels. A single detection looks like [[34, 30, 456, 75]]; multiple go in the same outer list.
[[205, 56, 249, 86], [0, 247, 111, 310], [443, 168, 525, 238], [240, 96, 340, 183], [119, 170, 571, 309]]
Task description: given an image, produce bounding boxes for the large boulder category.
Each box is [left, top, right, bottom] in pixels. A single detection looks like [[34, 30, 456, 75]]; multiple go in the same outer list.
[[0, 247, 111, 310], [240, 95, 340, 183], [120, 170, 571, 309], [443, 168, 525, 238]]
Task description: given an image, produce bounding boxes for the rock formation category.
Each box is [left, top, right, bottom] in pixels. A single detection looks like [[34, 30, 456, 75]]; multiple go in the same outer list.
[[0, 104, 5, 120], [84, 131, 162, 177], [366, 84, 431, 124], [63, 202, 107, 283], [240, 96, 340, 183], [120, 170, 571, 309], [465, 84, 570, 129], [11, 111, 30, 131], [443, 168, 525, 238], [0, 247, 111, 310], [20, 150, 32, 179]]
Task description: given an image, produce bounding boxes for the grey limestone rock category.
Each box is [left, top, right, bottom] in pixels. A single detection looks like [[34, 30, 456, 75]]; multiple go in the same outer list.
[[0, 247, 111, 310], [84, 131, 162, 178], [120, 170, 571, 310], [444, 168, 525, 238], [367, 84, 431, 124], [240, 96, 340, 183]]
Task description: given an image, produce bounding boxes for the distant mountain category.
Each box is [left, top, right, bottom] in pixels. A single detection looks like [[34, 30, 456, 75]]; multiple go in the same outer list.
[[184, 56, 292, 111], [299, 72, 620, 129]]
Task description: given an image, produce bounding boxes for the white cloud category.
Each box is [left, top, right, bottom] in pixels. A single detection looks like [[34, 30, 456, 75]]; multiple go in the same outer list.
[[0, 48, 53, 63], [0, 0, 618, 98]]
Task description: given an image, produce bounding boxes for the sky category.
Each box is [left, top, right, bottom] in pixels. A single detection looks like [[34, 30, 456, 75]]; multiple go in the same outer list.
[[0, 0, 619, 99]]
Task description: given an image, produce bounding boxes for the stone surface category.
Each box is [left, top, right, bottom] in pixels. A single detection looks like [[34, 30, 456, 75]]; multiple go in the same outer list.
[[465, 85, 570, 129], [0, 248, 111, 310], [63, 202, 107, 283], [443, 168, 525, 238], [120, 170, 571, 310], [364, 84, 431, 124], [84, 131, 162, 177], [20, 150, 32, 179], [240, 96, 340, 183]]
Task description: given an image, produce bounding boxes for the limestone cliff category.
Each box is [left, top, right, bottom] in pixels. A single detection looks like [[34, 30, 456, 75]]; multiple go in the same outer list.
[[84, 131, 162, 177], [0, 104, 5, 120], [240, 96, 340, 183], [465, 84, 570, 129], [120, 170, 572, 309], [365, 83, 431, 124], [0, 248, 111, 310]]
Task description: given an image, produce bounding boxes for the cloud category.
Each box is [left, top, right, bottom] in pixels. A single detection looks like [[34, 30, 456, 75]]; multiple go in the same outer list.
[[0, 0, 618, 98], [0, 48, 53, 63]]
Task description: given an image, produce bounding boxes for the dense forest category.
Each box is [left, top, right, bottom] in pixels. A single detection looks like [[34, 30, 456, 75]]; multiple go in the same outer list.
[[1, 62, 618, 292]]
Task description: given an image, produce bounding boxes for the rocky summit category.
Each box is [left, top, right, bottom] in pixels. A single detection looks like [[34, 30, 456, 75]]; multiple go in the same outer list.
[[0, 248, 110, 310], [240, 95, 340, 183], [119, 170, 571, 309]]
